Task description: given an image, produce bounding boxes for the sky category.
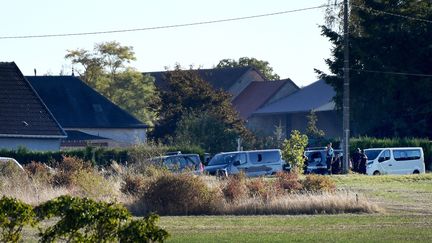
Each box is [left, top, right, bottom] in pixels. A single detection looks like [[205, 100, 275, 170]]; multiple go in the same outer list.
[[0, 0, 333, 87]]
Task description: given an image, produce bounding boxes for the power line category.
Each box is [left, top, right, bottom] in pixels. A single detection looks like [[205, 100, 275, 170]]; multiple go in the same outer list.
[[349, 68, 432, 77], [352, 4, 432, 24], [0, 4, 328, 40]]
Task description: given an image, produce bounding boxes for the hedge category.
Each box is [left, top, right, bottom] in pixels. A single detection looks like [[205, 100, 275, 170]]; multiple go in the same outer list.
[[0, 144, 205, 167], [350, 137, 432, 171]]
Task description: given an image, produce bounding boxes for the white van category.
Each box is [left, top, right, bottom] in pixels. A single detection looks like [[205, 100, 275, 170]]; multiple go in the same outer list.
[[364, 147, 425, 175], [204, 149, 284, 177]]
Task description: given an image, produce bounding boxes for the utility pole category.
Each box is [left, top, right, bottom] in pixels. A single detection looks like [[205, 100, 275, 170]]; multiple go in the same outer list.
[[342, 0, 350, 173]]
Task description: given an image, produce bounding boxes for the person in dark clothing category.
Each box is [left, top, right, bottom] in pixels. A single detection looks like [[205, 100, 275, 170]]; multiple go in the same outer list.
[[326, 143, 334, 175], [352, 148, 362, 173], [359, 150, 368, 174], [332, 153, 341, 174]]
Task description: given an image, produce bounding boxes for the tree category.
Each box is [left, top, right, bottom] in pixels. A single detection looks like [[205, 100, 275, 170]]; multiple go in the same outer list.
[[281, 130, 308, 174], [216, 57, 280, 80], [306, 111, 325, 145], [65, 41, 159, 126], [152, 66, 251, 144], [174, 111, 238, 153], [317, 0, 432, 138]]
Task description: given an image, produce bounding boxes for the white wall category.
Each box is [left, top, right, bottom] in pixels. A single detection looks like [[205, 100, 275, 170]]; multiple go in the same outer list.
[[0, 138, 61, 151], [72, 128, 147, 147]]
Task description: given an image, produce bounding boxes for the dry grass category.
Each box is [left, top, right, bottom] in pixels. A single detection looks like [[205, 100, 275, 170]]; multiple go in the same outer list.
[[221, 192, 381, 215]]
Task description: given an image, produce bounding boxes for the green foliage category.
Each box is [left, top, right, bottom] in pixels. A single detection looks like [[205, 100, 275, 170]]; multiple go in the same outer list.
[[350, 137, 432, 170], [0, 196, 35, 243], [302, 175, 336, 192], [35, 195, 131, 242], [217, 57, 280, 80], [282, 130, 308, 173], [151, 66, 252, 145], [318, 0, 432, 138], [118, 214, 169, 242], [306, 111, 325, 146], [174, 110, 238, 153], [65, 41, 159, 125]]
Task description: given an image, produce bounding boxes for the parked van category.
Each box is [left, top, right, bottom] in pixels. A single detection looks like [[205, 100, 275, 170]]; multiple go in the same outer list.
[[150, 154, 204, 174], [364, 147, 425, 175], [304, 148, 343, 174], [204, 149, 284, 177]]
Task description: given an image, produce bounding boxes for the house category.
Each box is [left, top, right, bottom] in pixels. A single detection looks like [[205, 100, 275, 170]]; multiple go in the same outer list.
[[26, 76, 148, 148], [232, 79, 299, 120], [249, 79, 342, 138], [147, 66, 268, 100], [0, 62, 66, 151]]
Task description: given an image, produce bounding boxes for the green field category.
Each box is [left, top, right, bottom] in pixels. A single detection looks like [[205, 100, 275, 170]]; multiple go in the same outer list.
[[159, 174, 432, 242]]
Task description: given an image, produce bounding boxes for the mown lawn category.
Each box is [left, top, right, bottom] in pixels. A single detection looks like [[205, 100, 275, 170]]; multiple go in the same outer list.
[[158, 174, 432, 242]]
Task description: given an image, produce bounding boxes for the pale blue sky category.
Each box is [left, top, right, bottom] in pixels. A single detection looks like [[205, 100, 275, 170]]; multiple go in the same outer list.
[[1, 0, 332, 86]]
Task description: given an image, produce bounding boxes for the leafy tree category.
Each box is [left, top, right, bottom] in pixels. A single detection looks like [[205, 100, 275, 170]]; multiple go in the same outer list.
[[174, 110, 238, 153], [216, 57, 280, 80], [152, 66, 251, 144], [306, 111, 325, 145], [65, 41, 159, 126], [317, 0, 432, 138], [0, 196, 35, 243], [282, 130, 308, 174]]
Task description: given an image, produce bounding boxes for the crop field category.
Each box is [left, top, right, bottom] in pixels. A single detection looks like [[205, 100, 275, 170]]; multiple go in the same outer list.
[[159, 174, 432, 242]]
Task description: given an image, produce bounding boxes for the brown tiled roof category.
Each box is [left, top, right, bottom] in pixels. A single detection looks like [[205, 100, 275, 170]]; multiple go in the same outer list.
[[0, 62, 66, 138], [232, 80, 291, 119]]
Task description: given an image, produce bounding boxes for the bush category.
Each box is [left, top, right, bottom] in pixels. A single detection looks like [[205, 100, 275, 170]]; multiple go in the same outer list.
[[24, 161, 54, 185], [35, 195, 129, 242], [221, 174, 248, 202], [51, 156, 92, 187], [246, 177, 274, 200], [142, 173, 219, 215], [121, 174, 147, 196], [302, 175, 336, 192], [0, 196, 35, 243], [282, 130, 308, 174], [275, 172, 303, 193]]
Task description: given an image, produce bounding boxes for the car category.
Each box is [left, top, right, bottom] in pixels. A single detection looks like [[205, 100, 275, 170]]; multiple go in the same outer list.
[[204, 149, 284, 177], [0, 157, 25, 172], [151, 154, 204, 174], [365, 147, 425, 175], [304, 148, 343, 174]]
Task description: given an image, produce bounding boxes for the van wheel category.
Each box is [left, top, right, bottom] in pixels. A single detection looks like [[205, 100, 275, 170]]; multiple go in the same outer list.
[[413, 170, 420, 174], [373, 171, 380, 176]]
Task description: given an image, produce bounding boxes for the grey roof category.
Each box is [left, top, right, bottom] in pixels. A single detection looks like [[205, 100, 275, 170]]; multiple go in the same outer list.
[[253, 79, 336, 115], [0, 62, 66, 138], [64, 130, 108, 141], [26, 76, 147, 129], [146, 66, 267, 92]]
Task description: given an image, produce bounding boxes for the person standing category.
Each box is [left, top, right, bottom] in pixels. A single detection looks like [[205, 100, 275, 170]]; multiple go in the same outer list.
[[352, 148, 362, 173], [359, 149, 368, 174], [326, 143, 334, 175]]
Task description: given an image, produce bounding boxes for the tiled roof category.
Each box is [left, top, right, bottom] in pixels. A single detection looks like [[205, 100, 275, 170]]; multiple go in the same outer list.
[[147, 66, 267, 92], [0, 62, 66, 138], [253, 79, 336, 115], [64, 130, 108, 141], [27, 76, 147, 129], [232, 80, 293, 119]]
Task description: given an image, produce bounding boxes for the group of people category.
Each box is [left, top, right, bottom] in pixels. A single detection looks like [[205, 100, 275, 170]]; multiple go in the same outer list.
[[324, 143, 368, 174]]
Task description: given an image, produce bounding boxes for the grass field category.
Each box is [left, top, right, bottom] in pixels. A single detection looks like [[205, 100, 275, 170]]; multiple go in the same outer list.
[[158, 174, 432, 242], [20, 174, 432, 242]]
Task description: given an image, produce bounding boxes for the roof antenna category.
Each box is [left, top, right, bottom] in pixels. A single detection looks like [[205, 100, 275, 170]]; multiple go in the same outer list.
[[34, 68, 37, 76]]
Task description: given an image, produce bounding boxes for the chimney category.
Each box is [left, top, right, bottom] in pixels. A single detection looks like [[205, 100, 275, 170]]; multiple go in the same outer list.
[[34, 68, 37, 76]]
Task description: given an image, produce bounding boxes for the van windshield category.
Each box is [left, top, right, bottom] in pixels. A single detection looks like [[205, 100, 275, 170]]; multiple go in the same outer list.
[[208, 154, 236, 166], [364, 150, 382, 160]]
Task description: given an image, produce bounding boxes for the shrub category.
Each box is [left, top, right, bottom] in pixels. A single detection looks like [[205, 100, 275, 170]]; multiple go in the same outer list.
[[246, 177, 274, 200], [302, 175, 336, 192], [35, 195, 131, 242], [275, 172, 303, 193], [118, 214, 170, 242], [282, 130, 308, 174], [24, 161, 54, 185], [121, 174, 147, 196], [221, 173, 248, 202], [0, 196, 35, 243], [142, 173, 219, 215], [51, 156, 91, 187]]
